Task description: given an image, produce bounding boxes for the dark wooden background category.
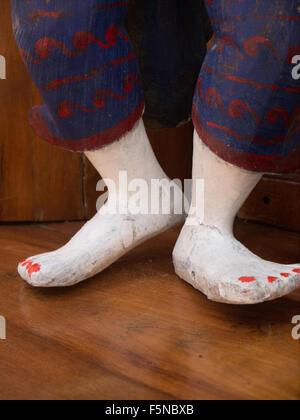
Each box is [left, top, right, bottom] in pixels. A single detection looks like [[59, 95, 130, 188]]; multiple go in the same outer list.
[[0, 0, 299, 232]]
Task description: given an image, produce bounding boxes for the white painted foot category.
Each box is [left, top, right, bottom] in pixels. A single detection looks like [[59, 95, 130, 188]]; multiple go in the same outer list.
[[18, 119, 185, 287], [173, 131, 300, 305], [173, 223, 300, 305], [19, 200, 183, 287]]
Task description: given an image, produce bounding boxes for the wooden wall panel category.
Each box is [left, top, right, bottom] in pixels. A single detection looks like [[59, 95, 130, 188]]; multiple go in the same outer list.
[[0, 0, 85, 222], [239, 176, 300, 233]]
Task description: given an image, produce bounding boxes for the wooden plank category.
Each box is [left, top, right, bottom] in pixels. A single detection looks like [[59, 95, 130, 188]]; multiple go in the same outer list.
[[0, 0, 85, 222], [268, 169, 300, 183], [239, 178, 300, 233], [0, 220, 299, 400]]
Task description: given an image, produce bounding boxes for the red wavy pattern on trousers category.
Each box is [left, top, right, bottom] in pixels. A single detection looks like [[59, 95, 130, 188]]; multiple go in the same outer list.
[[30, 2, 129, 20], [35, 38, 80, 59], [218, 36, 245, 59], [244, 36, 283, 62], [93, 74, 142, 109], [192, 106, 300, 173], [206, 0, 300, 17], [205, 119, 300, 146], [73, 26, 128, 51], [196, 79, 203, 100], [265, 108, 290, 128], [93, 90, 126, 108], [205, 88, 224, 109], [214, 35, 283, 62], [203, 65, 300, 94], [123, 74, 142, 92], [23, 25, 128, 64], [206, 122, 286, 145], [19, 49, 41, 66], [257, 14, 300, 22], [58, 102, 96, 118], [229, 100, 263, 125], [28, 2, 129, 24], [57, 74, 142, 118], [95, 1, 129, 10], [203, 85, 255, 122], [200, 84, 300, 133], [40, 50, 135, 91], [29, 10, 69, 20], [213, 34, 293, 64], [29, 101, 145, 152]]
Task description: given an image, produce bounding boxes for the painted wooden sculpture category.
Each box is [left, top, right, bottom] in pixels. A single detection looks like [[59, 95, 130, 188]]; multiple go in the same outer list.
[[12, 0, 300, 304]]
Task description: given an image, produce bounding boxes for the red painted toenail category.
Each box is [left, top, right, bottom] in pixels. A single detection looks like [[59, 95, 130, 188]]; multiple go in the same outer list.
[[27, 263, 41, 278], [280, 273, 290, 278], [239, 276, 256, 283], [292, 269, 300, 274], [21, 260, 41, 278], [268, 276, 278, 283]]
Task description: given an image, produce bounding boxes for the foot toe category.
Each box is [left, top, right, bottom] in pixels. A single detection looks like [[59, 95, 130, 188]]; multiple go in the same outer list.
[[217, 280, 268, 305], [18, 258, 41, 283], [18, 256, 54, 287]]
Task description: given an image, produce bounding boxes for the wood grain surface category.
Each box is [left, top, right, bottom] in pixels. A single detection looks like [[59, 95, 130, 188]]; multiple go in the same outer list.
[[0, 220, 299, 400]]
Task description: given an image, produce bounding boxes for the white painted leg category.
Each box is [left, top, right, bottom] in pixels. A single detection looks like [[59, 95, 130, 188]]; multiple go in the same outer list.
[[173, 131, 300, 304], [18, 119, 184, 287]]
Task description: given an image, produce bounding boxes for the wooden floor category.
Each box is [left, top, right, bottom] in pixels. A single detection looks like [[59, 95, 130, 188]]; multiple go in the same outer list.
[[0, 220, 299, 400]]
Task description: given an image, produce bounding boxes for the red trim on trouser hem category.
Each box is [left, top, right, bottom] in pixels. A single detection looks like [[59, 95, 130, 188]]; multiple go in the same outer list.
[[29, 101, 145, 152], [192, 106, 300, 174]]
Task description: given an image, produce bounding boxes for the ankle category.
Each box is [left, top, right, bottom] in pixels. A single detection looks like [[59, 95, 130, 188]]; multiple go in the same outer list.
[[184, 215, 234, 236], [100, 176, 185, 218]]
